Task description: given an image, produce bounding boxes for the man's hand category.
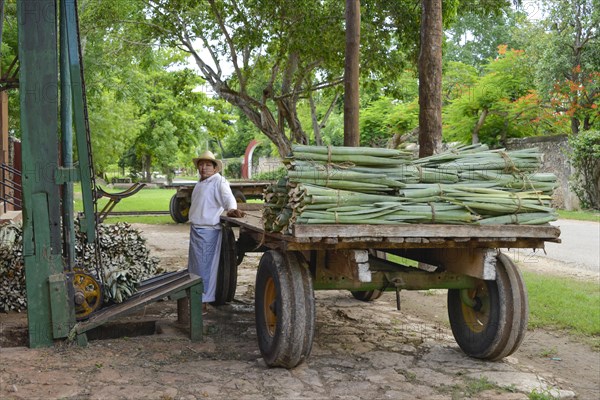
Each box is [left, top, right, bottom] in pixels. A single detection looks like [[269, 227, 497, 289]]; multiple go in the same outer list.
[[227, 209, 245, 218]]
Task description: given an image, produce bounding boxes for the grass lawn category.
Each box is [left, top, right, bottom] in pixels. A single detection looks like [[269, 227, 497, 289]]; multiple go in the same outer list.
[[103, 215, 176, 224], [523, 271, 600, 348], [74, 185, 176, 213], [557, 209, 600, 222]]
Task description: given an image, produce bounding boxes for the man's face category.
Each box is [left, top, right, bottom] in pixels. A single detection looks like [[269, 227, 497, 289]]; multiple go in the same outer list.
[[197, 160, 216, 180]]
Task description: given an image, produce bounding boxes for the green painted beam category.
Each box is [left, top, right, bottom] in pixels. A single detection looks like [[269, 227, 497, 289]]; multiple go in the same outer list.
[[313, 270, 477, 291], [18, 0, 65, 348], [49, 273, 73, 338], [63, 0, 95, 242], [17, 0, 62, 256]]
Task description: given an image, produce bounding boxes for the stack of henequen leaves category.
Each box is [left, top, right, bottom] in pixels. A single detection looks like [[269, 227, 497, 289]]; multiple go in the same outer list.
[[0, 222, 161, 312], [262, 144, 557, 233]]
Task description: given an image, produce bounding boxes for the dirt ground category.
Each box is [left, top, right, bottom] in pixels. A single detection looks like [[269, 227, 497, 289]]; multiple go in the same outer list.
[[0, 223, 598, 400]]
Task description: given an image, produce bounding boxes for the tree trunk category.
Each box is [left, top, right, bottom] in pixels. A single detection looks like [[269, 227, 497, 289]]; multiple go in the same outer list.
[[308, 91, 323, 146], [143, 153, 152, 182], [571, 116, 580, 135], [344, 0, 360, 147], [418, 0, 443, 157], [472, 108, 488, 144]]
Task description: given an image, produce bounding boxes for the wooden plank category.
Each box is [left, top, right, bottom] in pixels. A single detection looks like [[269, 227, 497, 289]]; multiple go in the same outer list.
[[237, 202, 264, 212], [222, 210, 560, 252], [292, 223, 560, 240]]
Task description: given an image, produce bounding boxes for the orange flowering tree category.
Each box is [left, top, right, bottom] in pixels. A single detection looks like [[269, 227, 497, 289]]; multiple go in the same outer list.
[[443, 47, 564, 146]]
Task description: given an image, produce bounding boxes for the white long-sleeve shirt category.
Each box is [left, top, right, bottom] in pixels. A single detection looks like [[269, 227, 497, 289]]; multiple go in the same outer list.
[[188, 174, 237, 228]]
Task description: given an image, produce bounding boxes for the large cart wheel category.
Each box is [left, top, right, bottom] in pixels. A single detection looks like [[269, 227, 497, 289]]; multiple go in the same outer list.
[[447, 252, 528, 361], [169, 194, 190, 223], [255, 251, 315, 368], [350, 289, 384, 302], [496, 253, 529, 359], [211, 225, 238, 305], [232, 189, 247, 203]]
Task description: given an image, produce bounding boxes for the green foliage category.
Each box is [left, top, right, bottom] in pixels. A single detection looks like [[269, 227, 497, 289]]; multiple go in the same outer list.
[[360, 97, 396, 147], [523, 0, 600, 133], [320, 112, 345, 146], [444, 7, 527, 68], [252, 167, 287, 181], [224, 159, 242, 179], [442, 62, 479, 103], [222, 113, 262, 157], [568, 130, 600, 209], [443, 48, 551, 145]]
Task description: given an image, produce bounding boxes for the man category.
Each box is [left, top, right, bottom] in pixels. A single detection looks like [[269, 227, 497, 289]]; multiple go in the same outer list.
[[188, 150, 244, 314]]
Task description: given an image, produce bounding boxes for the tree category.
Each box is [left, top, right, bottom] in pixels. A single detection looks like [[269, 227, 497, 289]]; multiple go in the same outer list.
[[129, 59, 234, 182], [141, 0, 347, 157], [444, 8, 527, 69], [139, 0, 440, 157], [443, 47, 556, 146], [527, 0, 600, 133]]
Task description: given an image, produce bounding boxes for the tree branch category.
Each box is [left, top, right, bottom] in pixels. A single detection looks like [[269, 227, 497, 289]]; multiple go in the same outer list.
[[207, 0, 245, 92]]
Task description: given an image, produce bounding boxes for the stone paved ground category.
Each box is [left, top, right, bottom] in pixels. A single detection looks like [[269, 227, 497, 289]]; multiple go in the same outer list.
[[0, 224, 597, 400]]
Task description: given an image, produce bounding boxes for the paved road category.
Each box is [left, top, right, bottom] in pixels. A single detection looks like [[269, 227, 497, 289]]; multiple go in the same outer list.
[[543, 219, 600, 273]]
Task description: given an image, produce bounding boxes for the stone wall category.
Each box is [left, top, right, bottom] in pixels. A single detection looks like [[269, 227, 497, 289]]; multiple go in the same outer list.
[[505, 135, 579, 210], [253, 156, 284, 177]]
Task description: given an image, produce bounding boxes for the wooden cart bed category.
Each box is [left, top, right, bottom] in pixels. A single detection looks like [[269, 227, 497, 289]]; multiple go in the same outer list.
[[222, 207, 561, 251]]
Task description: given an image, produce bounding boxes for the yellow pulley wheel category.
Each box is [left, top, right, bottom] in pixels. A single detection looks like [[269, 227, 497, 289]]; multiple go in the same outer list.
[[73, 272, 103, 320]]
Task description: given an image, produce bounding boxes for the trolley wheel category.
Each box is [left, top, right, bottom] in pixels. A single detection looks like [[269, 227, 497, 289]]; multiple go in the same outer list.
[[169, 194, 190, 223], [447, 252, 528, 360], [73, 272, 103, 321], [211, 225, 238, 305], [497, 253, 529, 358], [350, 289, 384, 302], [232, 189, 247, 203], [255, 251, 315, 368]]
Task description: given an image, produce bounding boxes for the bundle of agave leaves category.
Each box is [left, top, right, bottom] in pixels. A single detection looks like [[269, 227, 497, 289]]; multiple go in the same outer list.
[[0, 222, 25, 312], [75, 221, 162, 304], [0, 221, 161, 312], [264, 144, 558, 233]]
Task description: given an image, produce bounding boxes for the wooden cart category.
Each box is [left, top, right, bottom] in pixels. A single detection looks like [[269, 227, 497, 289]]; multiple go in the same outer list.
[[218, 207, 561, 369], [167, 181, 271, 223]]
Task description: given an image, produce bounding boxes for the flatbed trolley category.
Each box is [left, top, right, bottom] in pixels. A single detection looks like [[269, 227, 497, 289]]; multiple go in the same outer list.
[[219, 207, 561, 368]]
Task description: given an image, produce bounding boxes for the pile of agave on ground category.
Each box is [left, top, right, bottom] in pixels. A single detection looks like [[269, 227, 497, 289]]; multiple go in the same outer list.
[[263, 144, 558, 233], [0, 221, 161, 312]]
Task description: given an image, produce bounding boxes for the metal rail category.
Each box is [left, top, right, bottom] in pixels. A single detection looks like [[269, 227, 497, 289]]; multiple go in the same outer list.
[[0, 162, 22, 213], [103, 210, 170, 217]]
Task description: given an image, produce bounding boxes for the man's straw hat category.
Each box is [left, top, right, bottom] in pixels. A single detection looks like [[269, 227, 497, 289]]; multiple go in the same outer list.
[[193, 150, 223, 172]]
